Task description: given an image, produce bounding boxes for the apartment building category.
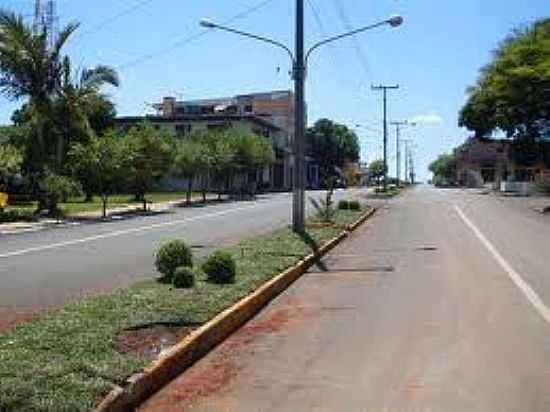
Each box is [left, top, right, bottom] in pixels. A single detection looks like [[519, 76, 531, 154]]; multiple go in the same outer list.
[[116, 90, 297, 190]]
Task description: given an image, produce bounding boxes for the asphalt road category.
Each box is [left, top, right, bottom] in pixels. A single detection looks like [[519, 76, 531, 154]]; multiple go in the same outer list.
[[0, 190, 352, 310], [142, 185, 550, 412]]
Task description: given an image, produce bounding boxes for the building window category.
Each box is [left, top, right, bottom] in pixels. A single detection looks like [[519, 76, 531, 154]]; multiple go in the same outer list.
[[244, 105, 253, 113]]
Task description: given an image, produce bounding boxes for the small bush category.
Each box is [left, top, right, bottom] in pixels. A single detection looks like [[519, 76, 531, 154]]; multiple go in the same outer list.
[[338, 200, 350, 210], [155, 240, 193, 278], [338, 200, 361, 211], [203, 251, 236, 284], [349, 200, 361, 210], [0, 209, 34, 223], [172, 266, 195, 288]]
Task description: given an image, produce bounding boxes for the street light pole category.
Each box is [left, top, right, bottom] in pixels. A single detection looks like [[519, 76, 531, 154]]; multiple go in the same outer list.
[[293, 0, 306, 232], [371, 84, 399, 191], [200, 14, 403, 231]]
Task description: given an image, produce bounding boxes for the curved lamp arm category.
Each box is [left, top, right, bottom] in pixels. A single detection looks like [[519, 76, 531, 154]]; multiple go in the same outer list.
[[305, 16, 403, 67], [200, 19, 295, 64]]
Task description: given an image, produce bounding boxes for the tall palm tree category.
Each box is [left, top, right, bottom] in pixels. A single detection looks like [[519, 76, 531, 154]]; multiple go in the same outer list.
[[54, 58, 120, 170], [0, 9, 79, 173]]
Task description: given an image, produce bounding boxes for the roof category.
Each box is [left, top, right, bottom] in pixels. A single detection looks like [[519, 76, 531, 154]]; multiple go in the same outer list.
[[153, 90, 293, 109], [115, 114, 282, 131]]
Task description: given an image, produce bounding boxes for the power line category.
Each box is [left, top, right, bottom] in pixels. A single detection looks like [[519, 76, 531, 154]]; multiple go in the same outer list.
[[116, 0, 277, 71], [330, 0, 371, 79], [74, 0, 155, 41]]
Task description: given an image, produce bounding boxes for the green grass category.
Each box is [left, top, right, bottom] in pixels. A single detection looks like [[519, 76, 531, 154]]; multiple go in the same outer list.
[[371, 186, 402, 198], [0, 209, 365, 412], [4, 192, 195, 217]]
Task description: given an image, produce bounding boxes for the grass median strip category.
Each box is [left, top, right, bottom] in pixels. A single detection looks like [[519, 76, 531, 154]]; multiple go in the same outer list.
[[0, 208, 364, 412]]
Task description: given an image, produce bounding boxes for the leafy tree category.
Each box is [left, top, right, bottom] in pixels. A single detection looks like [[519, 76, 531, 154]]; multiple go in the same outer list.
[[125, 123, 173, 210], [174, 139, 209, 205], [206, 132, 235, 200], [229, 128, 274, 196], [459, 18, 550, 140], [39, 173, 82, 217], [368, 159, 387, 186], [69, 132, 128, 218], [307, 119, 360, 180], [0, 143, 21, 194], [429, 153, 456, 182]]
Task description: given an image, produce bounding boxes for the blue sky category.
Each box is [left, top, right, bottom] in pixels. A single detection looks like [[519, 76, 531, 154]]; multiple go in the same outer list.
[[0, 0, 548, 179]]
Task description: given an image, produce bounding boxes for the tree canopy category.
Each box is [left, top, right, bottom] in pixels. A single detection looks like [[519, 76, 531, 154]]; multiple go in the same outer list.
[[368, 159, 387, 184], [0, 9, 119, 177], [429, 153, 456, 182], [459, 18, 550, 140], [307, 119, 360, 179], [0, 143, 21, 188]]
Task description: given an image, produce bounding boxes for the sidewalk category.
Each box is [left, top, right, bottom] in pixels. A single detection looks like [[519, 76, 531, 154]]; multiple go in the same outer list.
[[0, 195, 212, 236]]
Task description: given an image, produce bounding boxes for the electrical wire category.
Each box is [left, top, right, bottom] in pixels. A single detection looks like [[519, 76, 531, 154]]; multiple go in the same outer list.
[[330, 0, 371, 79], [74, 0, 155, 40], [116, 0, 277, 71]]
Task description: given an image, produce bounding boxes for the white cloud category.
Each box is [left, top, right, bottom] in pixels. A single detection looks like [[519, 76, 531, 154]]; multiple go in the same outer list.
[[410, 114, 444, 125]]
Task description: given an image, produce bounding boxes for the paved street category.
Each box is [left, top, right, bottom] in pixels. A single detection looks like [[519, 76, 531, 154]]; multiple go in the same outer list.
[[142, 185, 550, 412], [0, 190, 352, 311]]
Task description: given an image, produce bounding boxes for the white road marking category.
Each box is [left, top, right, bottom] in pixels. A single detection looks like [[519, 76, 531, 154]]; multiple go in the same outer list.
[[455, 205, 550, 323], [0, 203, 263, 259]]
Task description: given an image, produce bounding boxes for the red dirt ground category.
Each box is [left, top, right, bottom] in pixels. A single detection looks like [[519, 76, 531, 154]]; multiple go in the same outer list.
[[0, 307, 39, 333], [140, 296, 306, 411], [116, 325, 197, 361]]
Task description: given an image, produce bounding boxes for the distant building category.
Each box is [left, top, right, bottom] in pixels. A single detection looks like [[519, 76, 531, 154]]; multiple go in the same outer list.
[[116, 90, 323, 190], [454, 137, 550, 192], [116, 90, 300, 191]]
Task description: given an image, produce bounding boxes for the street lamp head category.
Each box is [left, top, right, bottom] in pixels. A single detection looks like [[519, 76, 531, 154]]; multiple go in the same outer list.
[[387, 15, 404, 28], [199, 18, 217, 29]]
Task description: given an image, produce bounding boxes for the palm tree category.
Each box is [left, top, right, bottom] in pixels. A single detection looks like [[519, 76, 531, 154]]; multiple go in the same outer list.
[[0, 10, 79, 173], [54, 58, 120, 170]]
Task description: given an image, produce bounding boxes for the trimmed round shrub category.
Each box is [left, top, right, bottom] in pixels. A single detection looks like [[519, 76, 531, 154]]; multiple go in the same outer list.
[[338, 200, 350, 210], [202, 251, 237, 284], [155, 240, 193, 278], [172, 266, 195, 289], [349, 200, 361, 210]]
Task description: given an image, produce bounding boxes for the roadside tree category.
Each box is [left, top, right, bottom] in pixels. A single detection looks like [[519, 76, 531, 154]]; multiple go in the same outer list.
[[368, 159, 387, 187], [174, 139, 210, 205], [69, 132, 128, 218], [459, 18, 550, 140], [307, 119, 360, 180], [126, 123, 173, 210], [429, 153, 456, 185]]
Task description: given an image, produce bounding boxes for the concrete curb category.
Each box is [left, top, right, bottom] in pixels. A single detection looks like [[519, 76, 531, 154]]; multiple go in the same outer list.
[[95, 207, 377, 412]]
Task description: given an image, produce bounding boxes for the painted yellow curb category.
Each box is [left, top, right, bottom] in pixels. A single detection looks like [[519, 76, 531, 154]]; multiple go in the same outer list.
[[95, 207, 376, 412]]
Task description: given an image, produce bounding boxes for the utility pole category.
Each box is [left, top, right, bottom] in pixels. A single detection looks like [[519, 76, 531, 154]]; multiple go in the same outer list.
[[390, 121, 415, 186], [390, 121, 405, 185], [402, 139, 412, 184], [409, 149, 415, 184], [371, 84, 399, 191], [293, 0, 306, 232]]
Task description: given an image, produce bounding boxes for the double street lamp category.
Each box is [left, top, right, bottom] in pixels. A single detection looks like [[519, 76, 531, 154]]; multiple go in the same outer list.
[[200, 10, 403, 232]]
